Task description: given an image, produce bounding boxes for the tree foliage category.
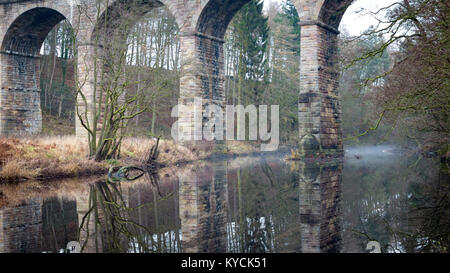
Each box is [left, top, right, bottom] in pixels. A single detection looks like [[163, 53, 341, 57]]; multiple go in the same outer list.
[[225, 0, 300, 143], [342, 0, 449, 154]]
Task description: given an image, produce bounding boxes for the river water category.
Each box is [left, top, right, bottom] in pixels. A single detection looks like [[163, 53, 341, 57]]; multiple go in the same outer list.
[[0, 146, 447, 253]]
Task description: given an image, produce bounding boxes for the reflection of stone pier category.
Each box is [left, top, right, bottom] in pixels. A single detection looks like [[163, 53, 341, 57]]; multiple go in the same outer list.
[[299, 161, 342, 253], [41, 198, 78, 252], [179, 161, 228, 253], [0, 199, 43, 253], [0, 197, 78, 253]]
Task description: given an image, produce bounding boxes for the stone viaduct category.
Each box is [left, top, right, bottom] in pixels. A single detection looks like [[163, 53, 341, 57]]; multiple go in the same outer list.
[[0, 0, 354, 154]]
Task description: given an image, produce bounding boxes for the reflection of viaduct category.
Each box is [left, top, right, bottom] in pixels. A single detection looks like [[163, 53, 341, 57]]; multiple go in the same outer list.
[[0, 198, 78, 253], [177, 160, 342, 253], [298, 162, 342, 253], [0, 159, 342, 253], [0, 0, 353, 154]]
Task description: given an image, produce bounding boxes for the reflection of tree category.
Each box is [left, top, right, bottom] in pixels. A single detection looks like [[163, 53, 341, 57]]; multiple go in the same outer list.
[[342, 154, 449, 253], [230, 167, 276, 253], [404, 161, 449, 252], [41, 198, 78, 253], [79, 171, 178, 253], [227, 160, 300, 253]]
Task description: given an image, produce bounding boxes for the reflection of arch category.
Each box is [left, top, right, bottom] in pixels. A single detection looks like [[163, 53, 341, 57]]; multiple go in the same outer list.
[[0, 199, 43, 252], [0, 7, 73, 135]]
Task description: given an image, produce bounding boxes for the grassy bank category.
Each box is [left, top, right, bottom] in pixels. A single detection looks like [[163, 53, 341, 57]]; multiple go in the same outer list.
[[0, 136, 259, 183], [0, 137, 104, 182]]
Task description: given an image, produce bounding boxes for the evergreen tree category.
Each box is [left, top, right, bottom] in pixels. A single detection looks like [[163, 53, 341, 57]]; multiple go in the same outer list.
[[228, 0, 269, 105], [280, 0, 300, 56], [224, 0, 301, 143], [265, 1, 300, 143]]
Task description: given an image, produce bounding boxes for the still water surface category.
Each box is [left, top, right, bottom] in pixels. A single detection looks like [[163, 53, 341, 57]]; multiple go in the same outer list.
[[0, 146, 447, 253]]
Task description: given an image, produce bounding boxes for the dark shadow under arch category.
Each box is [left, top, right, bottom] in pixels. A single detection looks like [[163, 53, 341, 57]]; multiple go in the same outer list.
[[196, 0, 251, 39], [1, 7, 67, 56], [318, 0, 354, 29]]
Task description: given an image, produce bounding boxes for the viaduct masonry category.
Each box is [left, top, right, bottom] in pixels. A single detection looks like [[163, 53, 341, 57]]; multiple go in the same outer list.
[[0, 0, 353, 155]]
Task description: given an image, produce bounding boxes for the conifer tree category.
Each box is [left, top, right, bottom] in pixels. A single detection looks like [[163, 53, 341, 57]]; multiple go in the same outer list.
[[228, 0, 269, 105]]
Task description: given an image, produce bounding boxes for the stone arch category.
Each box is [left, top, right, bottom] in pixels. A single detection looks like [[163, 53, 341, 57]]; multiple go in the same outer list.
[[1, 8, 67, 56], [192, 0, 258, 106], [75, 0, 181, 137], [0, 1, 75, 43], [318, 0, 354, 30], [88, 0, 180, 44], [196, 0, 251, 39], [296, 0, 353, 28], [0, 6, 74, 135], [181, 0, 303, 151]]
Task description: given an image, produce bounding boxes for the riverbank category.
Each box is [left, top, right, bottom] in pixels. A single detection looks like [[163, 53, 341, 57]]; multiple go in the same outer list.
[[0, 136, 261, 183]]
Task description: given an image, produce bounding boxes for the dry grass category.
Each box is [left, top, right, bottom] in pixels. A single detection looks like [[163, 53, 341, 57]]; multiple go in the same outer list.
[[120, 137, 208, 164], [0, 136, 259, 208], [0, 159, 41, 181], [0, 136, 258, 183], [226, 140, 259, 155], [0, 136, 105, 183]]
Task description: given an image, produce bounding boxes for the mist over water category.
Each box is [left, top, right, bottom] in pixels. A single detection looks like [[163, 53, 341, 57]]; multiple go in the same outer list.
[[344, 145, 402, 165]]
